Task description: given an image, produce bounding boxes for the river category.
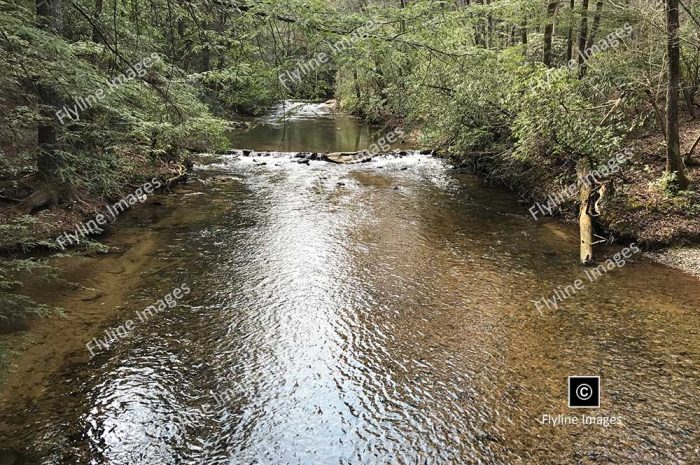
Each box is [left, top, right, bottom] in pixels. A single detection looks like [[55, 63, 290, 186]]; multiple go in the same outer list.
[[0, 102, 698, 464]]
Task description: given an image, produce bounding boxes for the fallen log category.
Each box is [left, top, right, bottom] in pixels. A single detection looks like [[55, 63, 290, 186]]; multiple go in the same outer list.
[[325, 151, 373, 164]]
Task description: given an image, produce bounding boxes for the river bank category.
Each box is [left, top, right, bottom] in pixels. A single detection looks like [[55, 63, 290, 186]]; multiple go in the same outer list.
[[434, 119, 700, 279], [444, 119, 700, 247]]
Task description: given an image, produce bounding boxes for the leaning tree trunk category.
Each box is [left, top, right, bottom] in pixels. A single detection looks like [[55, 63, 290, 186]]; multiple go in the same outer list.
[[587, 0, 604, 46], [579, 0, 603, 78], [666, 0, 690, 189], [578, 160, 594, 265]]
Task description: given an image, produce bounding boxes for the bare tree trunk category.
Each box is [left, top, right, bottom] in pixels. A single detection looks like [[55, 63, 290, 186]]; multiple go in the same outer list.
[[577, 0, 590, 78], [474, 0, 486, 47], [578, 160, 594, 265], [587, 0, 604, 46], [666, 0, 690, 189], [92, 0, 103, 43], [566, 0, 575, 62], [543, 1, 558, 67]]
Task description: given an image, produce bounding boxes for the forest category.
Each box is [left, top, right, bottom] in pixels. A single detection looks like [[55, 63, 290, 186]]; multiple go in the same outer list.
[[0, 1, 699, 464]]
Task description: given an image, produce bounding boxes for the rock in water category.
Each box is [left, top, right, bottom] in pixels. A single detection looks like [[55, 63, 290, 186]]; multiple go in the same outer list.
[[325, 151, 372, 164]]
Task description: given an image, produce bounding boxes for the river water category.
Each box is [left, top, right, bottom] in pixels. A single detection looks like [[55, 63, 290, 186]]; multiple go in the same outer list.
[[0, 102, 698, 464]]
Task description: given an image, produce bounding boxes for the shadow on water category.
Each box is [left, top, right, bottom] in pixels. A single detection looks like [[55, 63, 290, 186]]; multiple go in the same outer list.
[[0, 103, 698, 465]]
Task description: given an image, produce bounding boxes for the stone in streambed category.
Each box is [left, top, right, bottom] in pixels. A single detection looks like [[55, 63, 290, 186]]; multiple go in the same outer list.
[[325, 151, 372, 164]]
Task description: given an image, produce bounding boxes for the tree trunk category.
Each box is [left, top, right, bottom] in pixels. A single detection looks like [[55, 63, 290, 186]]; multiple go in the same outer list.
[[587, 0, 604, 46], [92, 0, 103, 43], [474, 0, 486, 47], [566, 0, 575, 62], [577, 0, 590, 78], [578, 160, 595, 265], [35, 0, 62, 183], [543, 1, 558, 67], [666, 0, 690, 189], [683, 84, 697, 119]]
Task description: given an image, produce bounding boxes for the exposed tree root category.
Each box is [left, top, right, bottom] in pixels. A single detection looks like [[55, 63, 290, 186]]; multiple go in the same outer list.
[[164, 164, 188, 191], [16, 187, 61, 214]]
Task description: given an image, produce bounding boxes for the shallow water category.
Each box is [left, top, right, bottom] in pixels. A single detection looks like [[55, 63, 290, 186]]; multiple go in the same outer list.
[[229, 100, 377, 153], [0, 105, 699, 464]]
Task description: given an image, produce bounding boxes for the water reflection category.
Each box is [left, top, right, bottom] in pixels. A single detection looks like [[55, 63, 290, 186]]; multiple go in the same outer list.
[[229, 100, 376, 153]]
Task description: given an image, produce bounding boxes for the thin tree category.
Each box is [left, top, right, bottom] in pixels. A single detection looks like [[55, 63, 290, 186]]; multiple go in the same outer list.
[[577, 0, 589, 78], [666, 0, 690, 189], [566, 0, 575, 62], [543, 1, 558, 67]]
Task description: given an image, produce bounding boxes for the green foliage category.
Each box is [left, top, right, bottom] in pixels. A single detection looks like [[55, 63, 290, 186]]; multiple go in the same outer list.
[[0, 215, 61, 252], [509, 66, 622, 167], [200, 65, 280, 115]]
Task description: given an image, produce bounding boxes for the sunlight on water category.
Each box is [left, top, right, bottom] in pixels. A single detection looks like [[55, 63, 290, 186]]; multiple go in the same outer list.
[[1, 109, 698, 465]]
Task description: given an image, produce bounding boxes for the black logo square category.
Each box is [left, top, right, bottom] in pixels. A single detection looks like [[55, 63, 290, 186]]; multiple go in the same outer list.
[[568, 376, 600, 408]]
